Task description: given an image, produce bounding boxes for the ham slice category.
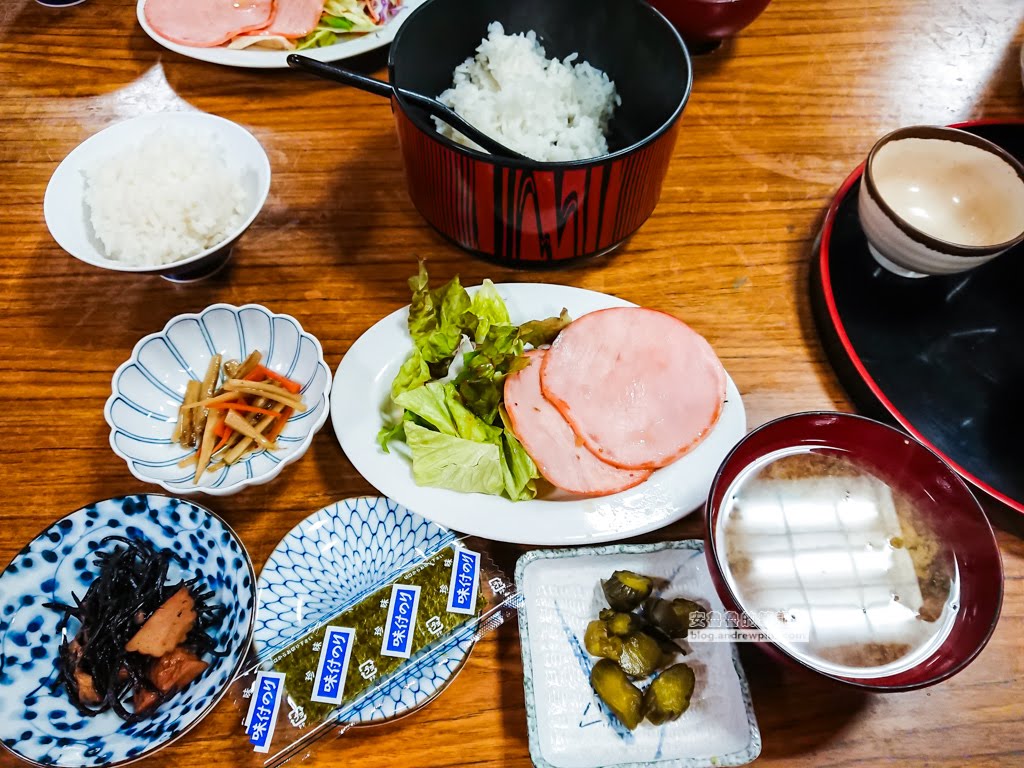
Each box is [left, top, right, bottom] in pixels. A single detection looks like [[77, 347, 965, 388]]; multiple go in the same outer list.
[[144, 0, 275, 48], [540, 307, 726, 470], [261, 0, 325, 38], [505, 349, 651, 495]]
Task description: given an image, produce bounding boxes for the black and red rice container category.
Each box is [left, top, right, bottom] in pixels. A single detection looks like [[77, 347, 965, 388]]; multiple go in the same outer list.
[[386, 0, 693, 267]]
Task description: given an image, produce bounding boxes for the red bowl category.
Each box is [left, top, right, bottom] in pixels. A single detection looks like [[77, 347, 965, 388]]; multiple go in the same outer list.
[[704, 411, 1003, 691], [387, 0, 692, 267], [648, 0, 771, 45]]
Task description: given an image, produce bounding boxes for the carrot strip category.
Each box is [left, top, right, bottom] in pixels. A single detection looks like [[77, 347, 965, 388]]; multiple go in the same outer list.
[[211, 430, 233, 455], [207, 403, 284, 419], [266, 406, 293, 443], [252, 365, 302, 394]]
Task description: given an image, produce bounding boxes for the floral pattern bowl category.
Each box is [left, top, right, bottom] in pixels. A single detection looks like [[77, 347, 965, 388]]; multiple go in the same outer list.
[[104, 304, 332, 497]]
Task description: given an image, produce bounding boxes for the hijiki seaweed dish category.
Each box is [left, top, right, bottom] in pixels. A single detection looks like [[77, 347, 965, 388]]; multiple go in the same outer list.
[[47, 537, 226, 721]]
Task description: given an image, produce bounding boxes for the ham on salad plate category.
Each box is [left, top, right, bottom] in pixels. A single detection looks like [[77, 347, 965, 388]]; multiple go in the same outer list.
[[137, 0, 425, 69], [331, 282, 746, 546]]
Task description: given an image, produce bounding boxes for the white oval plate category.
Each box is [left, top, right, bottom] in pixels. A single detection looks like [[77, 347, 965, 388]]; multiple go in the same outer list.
[[137, 0, 426, 69], [331, 283, 746, 545]]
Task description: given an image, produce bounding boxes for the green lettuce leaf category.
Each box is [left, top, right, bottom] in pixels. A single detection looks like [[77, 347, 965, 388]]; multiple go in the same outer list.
[[519, 308, 572, 347], [469, 279, 510, 343], [454, 322, 528, 422], [443, 384, 501, 443], [394, 382, 457, 436], [404, 423, 504, 496], [407, 262, 472, 368], [376, 419, 405, 453], [498, 405, 538, 501], [379, 264, 572, 501], [390, 348, 431, 399]]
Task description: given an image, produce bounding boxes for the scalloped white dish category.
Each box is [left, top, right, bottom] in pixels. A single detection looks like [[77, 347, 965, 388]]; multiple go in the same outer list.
[[331, 283, 746, 546], [136, 0, 426, 69], [105, 304, 332, 496]]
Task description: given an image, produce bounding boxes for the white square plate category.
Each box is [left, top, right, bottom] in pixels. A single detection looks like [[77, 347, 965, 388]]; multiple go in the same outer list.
[[516, 541, 761, 768]]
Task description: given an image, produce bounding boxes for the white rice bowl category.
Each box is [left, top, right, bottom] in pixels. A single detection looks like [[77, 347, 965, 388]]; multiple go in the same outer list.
[[83, 128, 248, 267], [435, 22, 620, 162]]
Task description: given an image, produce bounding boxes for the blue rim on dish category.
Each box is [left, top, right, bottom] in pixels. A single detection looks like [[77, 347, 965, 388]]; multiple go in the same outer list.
[[104, 303, 332, 497], [0, 494, 257, 767], [254, 496, 474, 725], [515, 540, 762, 768]]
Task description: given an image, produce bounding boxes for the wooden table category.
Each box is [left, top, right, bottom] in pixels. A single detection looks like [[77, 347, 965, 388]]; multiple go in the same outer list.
[[2, 0, 1023, 765]]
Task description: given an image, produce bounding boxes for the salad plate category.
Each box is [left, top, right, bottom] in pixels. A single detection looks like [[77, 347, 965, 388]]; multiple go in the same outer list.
[[331, 282, 746, 545], [0, 495, 257, 767], [136, 0, 426, 69], [811, 119, 1024, 516], [253, 496, 474, 725], [516, 540, 761, 768]]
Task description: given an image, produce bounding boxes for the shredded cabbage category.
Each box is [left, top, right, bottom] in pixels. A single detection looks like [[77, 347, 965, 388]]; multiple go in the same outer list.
[[295, 0, 403, 51]]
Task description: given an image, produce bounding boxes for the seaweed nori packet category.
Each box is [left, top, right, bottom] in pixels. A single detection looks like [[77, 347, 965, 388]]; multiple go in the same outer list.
[[229, 542, 520, 766]]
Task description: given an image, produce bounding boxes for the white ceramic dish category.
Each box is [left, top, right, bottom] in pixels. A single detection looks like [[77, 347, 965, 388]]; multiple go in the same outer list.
[[137, 0, 426, 69], [105, 304, 332, 496], [330, 283, 746, 545], [44, 111, 271, 282], [516, 540, 761, 768]]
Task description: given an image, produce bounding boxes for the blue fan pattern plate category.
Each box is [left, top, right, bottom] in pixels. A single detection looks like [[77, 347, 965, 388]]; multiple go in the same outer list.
[[255, 497, 474, 724], [104, 304, 331, 497], [0, 495, 257, 767]]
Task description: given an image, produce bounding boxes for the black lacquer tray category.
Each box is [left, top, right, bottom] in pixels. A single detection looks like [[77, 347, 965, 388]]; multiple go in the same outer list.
[[811, 119, 1024, 514]]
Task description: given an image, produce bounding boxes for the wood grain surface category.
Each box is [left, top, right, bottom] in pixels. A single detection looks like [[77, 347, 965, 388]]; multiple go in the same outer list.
[[2, 0, 1023, 766]]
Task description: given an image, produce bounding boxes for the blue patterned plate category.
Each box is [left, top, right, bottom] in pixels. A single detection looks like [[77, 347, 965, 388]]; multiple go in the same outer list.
[[255, 497, 473, 724], [0, 495, 257, 767]]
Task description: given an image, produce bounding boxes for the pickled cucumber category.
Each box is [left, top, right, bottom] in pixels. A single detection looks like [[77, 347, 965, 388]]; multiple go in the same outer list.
[[584, 619, 624, 661], [618, 632, 669, 678], [643, 663, 696, 724], [590, 658, 644, 730], [602, 570, 654, 612], [643, 597, 705, 638]]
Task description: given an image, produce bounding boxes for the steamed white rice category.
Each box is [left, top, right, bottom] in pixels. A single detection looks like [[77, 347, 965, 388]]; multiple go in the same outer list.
[[436, 22, 620, 162], [84, 129, 247, 267]]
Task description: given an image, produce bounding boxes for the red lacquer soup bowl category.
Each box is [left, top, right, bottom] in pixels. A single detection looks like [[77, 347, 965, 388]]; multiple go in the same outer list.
[[648, 0, 772, 46], [704, 412, 1003, 691], [386, 0, 692, 267]]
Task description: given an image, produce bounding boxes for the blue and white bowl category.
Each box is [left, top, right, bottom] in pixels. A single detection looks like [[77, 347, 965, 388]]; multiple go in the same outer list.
[[0, 495, 257, 767], [104, 304, 332, 497], [255, 497, 474, 724]]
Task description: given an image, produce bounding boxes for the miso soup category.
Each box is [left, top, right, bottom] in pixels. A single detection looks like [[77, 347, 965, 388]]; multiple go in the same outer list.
[[718, 448, 958, 677]]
